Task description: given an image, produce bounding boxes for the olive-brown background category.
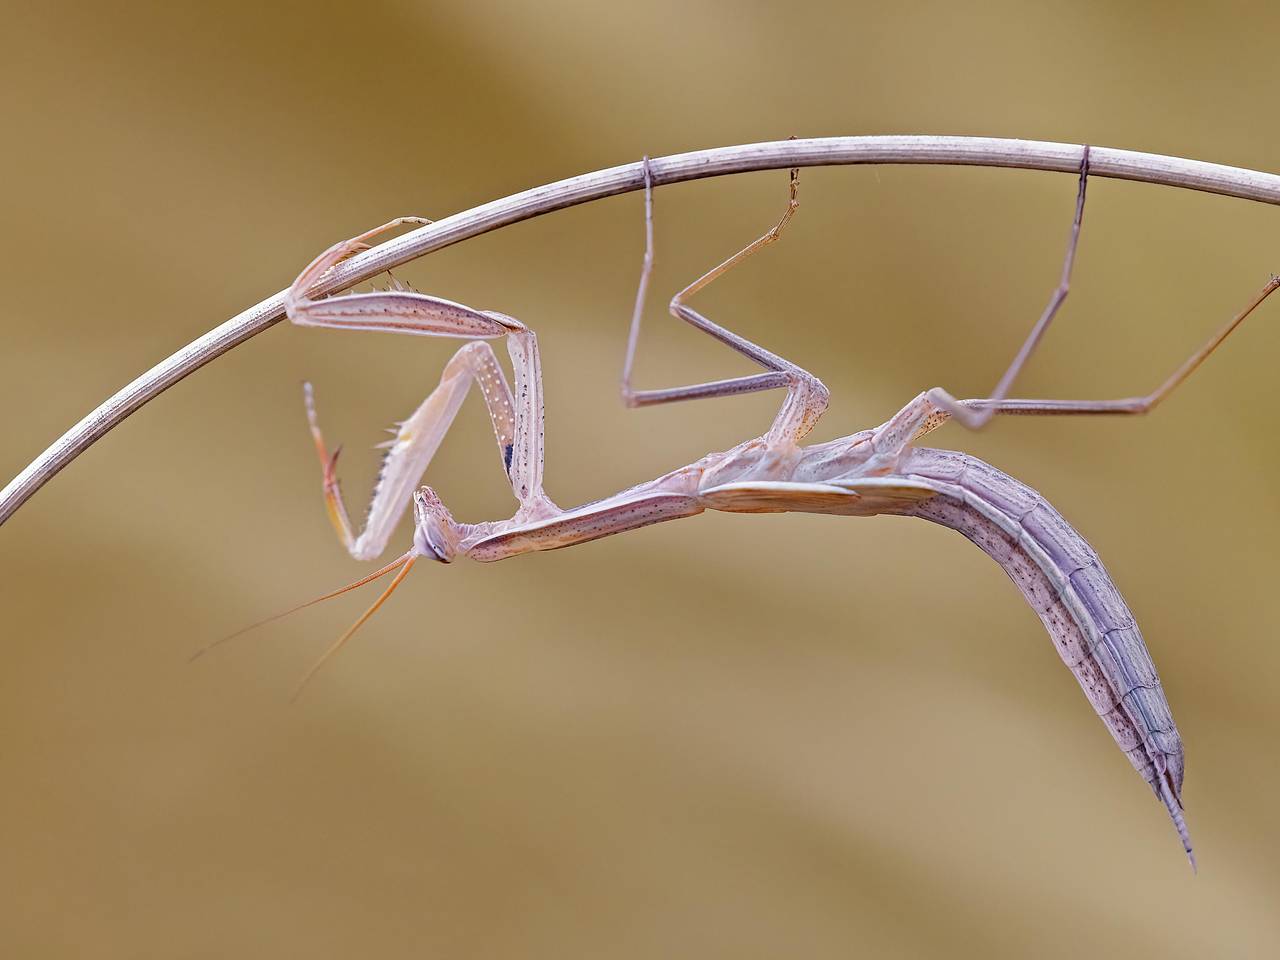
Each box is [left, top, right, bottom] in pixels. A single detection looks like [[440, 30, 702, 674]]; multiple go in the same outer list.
[[4, 2, 1280, 956]]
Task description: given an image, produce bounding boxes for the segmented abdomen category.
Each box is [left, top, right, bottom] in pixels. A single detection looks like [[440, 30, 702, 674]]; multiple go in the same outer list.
[[894, 447, 1191, 862]]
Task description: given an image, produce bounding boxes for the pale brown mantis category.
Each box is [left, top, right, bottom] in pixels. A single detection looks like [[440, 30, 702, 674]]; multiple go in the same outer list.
[[231, 147, 1279, 869]]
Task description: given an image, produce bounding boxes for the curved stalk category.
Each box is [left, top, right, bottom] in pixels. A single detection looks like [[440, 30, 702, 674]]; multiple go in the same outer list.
[[5, 135, 1280, 524]]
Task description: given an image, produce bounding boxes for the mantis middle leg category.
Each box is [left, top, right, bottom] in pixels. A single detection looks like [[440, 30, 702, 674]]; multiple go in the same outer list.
[[621, 145, 1084, 447], [620, 159, 830, 447]]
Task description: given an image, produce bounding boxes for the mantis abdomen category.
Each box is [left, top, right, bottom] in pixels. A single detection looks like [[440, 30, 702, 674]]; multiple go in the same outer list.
[[895, 447, 1192, 864]]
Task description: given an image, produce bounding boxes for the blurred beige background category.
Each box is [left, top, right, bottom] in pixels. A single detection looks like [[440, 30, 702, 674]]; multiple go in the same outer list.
[[4, 1, 1280, 956]]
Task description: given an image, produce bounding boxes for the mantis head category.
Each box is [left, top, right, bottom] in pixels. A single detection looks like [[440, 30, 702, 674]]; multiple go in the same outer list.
[[412, 486, 459, 563]]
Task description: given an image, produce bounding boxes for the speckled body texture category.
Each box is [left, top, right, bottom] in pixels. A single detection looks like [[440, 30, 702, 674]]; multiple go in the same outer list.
[[892, 448, 1191, 863], [454, 437, 1192, 861]]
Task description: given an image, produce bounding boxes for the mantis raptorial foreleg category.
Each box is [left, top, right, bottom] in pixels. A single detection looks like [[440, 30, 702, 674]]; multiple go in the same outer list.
[[287, 219, 559, 562], [304, 341, 521, 561], [621, 159, 830, 445]]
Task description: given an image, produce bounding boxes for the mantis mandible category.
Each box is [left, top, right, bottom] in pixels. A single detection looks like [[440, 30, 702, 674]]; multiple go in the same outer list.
[[239, 147, 1280, 868]]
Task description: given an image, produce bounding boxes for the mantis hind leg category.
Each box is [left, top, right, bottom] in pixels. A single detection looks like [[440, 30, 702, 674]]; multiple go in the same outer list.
[[873, 141, 1277, 448], [914, 274, 1280, 444], [924, 146, 1093, 432], [858, 271, 1280, 469]]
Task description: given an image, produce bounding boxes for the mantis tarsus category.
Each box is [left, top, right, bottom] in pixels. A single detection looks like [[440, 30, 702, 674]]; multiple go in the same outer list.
[[247, 147, 1279, 869]]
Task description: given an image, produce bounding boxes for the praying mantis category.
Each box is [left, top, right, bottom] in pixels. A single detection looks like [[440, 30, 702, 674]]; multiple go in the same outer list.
[[255, 147, 1280, 869]]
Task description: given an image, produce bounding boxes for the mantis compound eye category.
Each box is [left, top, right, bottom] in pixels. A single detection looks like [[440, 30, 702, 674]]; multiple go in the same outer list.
[[413, 523, 453, 563], [412, 487, 458, 562]]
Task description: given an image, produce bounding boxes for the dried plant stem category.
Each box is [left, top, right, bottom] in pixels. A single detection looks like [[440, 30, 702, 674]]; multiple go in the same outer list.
[[5, 136, 1280, 525]]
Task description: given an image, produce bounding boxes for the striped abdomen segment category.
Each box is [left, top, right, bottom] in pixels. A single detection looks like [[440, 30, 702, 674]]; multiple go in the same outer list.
[[895, 447, 1191, 863]]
